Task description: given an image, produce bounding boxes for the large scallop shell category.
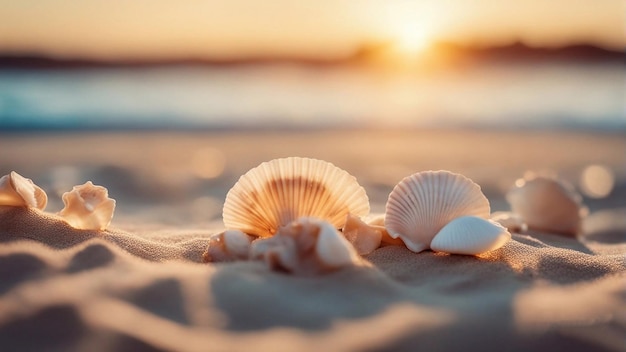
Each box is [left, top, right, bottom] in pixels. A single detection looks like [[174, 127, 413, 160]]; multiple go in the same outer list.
[[506, 174, 587, 236], [223, 157, 370, 237], [430, 216, 511, 255], [385, 171, 491, 253], [0, 171, 48, 210]]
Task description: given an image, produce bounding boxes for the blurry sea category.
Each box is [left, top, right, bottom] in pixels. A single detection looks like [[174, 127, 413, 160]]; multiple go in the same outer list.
[[0, 61, 624, 130]]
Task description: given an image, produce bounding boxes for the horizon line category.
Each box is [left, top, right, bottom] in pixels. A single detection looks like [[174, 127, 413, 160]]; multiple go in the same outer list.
[[0, 41, 623, 69]]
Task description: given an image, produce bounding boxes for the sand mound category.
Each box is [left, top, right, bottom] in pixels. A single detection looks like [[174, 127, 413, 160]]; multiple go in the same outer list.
[[0, 206, 625, 352]]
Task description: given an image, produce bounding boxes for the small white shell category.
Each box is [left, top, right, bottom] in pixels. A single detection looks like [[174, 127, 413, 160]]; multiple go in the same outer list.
[[342, 213, 383, 255], [430, 216, 511, 255], [506, 174, 587, 236], [223, 157, 370, 237], [385, 170, 491, 253], [202, 230, 253, 262], [58, 181, 116, 230], [490, 211, 528, 233], [0, 171, 48, 210], [250, 217, 360, 275]]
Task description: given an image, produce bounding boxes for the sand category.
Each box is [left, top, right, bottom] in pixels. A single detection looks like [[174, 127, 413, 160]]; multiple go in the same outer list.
[[0, 130, 625, 351]]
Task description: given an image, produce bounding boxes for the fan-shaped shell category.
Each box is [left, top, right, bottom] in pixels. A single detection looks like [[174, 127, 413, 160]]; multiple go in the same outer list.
[[506, 174, 587, 236], [0, 171, 48, 210], [385, 170, 490, 253], [223, 157, 370, 237], [430, 216, 511, 255]]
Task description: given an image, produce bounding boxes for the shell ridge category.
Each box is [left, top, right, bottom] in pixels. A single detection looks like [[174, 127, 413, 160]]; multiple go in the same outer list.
[[223, 157, 369, 236]]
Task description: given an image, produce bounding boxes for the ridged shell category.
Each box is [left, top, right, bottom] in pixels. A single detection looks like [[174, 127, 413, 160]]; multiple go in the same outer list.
[[385, 170, 491, 253], [430, 216, 511, 255], [0, 171, 48, 210], [506, 174, 587, 236], [223, 157, 370, 237]]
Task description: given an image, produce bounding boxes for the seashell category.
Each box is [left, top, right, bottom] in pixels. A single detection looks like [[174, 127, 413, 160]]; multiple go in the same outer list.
[[364, 214, 405, 246], [58, 181, 116, 231], [342, 213, 383, 255], [0, 171, 47, 210], [385, 170, 491, 253], [202, 230, 253, 262], [430, 216, 511, 255], [223, 157, 370, 237], [506, 174, 587, 236], [250, 217, 360, 275], [364, 213, 386, 227], [490, 211, 528, 233]]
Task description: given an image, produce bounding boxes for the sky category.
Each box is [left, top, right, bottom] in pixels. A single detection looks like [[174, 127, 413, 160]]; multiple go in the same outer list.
[[0, 0, 624, 61]]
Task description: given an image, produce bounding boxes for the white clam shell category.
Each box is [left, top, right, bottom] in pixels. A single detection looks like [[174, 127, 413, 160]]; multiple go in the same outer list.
[[250, 217, 360, 275], [490, 211, 528, 233], [430, 216, 511, 255], [0, 171, 48, 210], [58, 181, 116, 231], [223, 157, 370, 237], [203, 230, 253, 262], [506, 175, 587, 236], [385, 170, 491, 253]]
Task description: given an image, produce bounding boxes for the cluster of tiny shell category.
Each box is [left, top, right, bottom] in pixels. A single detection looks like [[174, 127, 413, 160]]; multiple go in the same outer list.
[[0, 171, 116, 231]]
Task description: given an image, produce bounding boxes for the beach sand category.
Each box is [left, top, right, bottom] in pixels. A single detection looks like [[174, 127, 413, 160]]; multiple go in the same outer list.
[[1, 129, 625, 351]]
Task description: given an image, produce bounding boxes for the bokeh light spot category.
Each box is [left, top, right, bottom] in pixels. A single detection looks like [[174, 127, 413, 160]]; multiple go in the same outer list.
[[580, 164, 614, 198]]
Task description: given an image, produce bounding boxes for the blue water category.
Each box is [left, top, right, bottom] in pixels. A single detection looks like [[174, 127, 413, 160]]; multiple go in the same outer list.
[[0, 61, 624, 130]]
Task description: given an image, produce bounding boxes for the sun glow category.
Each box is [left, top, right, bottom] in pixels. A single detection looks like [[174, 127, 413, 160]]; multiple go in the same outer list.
[[380, 3, 441, 61], [394, 25, 433, 56]]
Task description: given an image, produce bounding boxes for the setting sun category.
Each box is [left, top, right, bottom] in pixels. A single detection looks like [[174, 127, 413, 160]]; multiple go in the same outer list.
[[378, 2, 441, 60], [394, 26, 433, 56]]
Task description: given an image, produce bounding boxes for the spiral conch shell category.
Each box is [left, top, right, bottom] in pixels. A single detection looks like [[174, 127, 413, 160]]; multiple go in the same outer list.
[[58, 181, 116, 231], [250, 217, 360, 275], [430, 216, 511, 255], [223, 157, 370, 237], [506, 174, 587, 236], [0, 171, 48, 210], [385, 171, 491, 253]]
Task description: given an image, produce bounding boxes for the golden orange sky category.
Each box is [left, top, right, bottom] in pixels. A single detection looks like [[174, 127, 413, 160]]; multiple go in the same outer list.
[[0, 0, 623, 60]]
